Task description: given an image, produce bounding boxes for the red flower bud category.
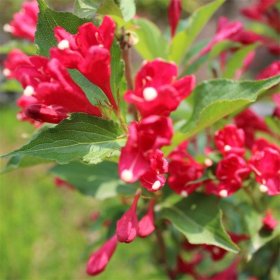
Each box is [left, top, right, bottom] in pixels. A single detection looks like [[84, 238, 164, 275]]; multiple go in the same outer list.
[[138, 200, 155, 237], [262, 210, 278, 231], [86, 235, 118, 276], [168, 0, 182, 37]]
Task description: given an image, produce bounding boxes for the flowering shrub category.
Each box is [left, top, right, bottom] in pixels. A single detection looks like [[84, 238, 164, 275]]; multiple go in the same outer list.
[[1, 0, 280, 279]]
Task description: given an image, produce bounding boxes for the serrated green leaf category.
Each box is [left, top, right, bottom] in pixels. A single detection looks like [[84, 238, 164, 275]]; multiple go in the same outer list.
[[181, 75, 280, 137], [222, 44, 258, 79], [69, 69, 109, 107], [132, 18, 168, 60], [169, 0, 225, 64], [50, 161, 136, 199], [35, 0, 88, 56], [161, 193, 239, 253], [3, 113, 126, 164]]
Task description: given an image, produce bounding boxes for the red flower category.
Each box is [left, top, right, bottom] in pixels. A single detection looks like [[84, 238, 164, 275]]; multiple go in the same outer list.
[[262, 210, 278, 231], [207, 154, 250, 197], [50, 16, 117, 109], [4, 50, 101, 123], [214, 125, 245, 156], [86, 235, 118, 276], [138, 200, 156, 238], [257, 61, 280, 80], [54, 177, 74, 190], [249, 140, 280, 195], [3, 0, 38, 41], [168, 141, 204, 196], [119, 116, 173, 187], [125, 59, 195, 117], [168, 0, 182, 37], [208, 259, 239, 280], [234, 109, 269, 148], [116, 193, 140, 243], [176, 254, 203, 278]]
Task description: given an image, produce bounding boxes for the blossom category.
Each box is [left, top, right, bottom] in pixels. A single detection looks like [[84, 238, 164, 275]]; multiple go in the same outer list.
[[86, 235, 118, 276], [168, 0, 182, 37], [116, 193, 140, 243], [138, 200, 156, 238], [249, 139, 280, 195], [257, 61, 280, 80], [50, 16, 117, 109], [3, 0, 38, 41], [234, 109, 269, 148], [168, 141, 204, 196], [175, 254, 203, 278], [119, 116, 173, 189], [4, 49, 101, 123], [214, 125, 245, 156], [262, 210, 278, 231], [124, 59, 195, 117]]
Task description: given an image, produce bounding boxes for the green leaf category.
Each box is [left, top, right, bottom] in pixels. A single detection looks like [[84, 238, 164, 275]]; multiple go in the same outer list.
[[132, 18, 168, 60], [0, 41, 37, 55], [118, 0, 136, 22], [3, 113, 126, 164], [222, 44, 258, 79], [35, 0, 88, 56], [73, 0, 100, 18], [69, 70, 109, 106], [181, 75, 280, 138], [169, 0, 225, 64], [50, 161, 136, 199], [161, 193, 239, 253]]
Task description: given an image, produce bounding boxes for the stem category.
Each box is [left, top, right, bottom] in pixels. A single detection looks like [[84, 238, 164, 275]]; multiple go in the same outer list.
[[122, 47, 134, 91], [155, 228, 176, 280]]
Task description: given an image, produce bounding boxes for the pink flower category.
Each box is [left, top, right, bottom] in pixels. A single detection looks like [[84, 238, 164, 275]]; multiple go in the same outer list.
[[3, 0, 38, 41], [168, 141, 204, 196], [234, 109, 269, 148], [116, 193, 140, 243], [257, 61, 280, 80], [119, 116, 173, 187], [211, 154, 250, 197], [125, 59, 195, 117], [138, 200, 156, 238], [249, 140, 280, 195], [262, 210, 278, 231], [50, 16, 117, 109], [168, 0, 182, 37], [4, 50, 101, 123], [86, 235, 118, 276], [214, 125, 245, 156]]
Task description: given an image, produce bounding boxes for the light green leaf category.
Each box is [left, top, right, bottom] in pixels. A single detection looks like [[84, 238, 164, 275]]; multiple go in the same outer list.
[[50, 161, 136, 199], [223, 44, 258, 79], [69, 70, 109, 106], [35, 0, 88, 56], [118, 0, 136, 22], [181, 75, 280, 138], [169, 0, 225, 64], [73, 0, 100, 18], [132, 18, 168, 60], [3, 113, 126, 164], [161, 193, 239, 253], [0, 41, 37, 55]]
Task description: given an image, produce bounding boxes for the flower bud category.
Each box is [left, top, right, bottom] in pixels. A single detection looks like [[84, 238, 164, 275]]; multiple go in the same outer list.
[[138, 200, 155, 238]]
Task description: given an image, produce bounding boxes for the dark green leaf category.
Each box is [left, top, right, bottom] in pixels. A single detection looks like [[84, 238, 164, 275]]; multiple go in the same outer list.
[[35, 0, 88, 56], [50, 161, 136, 199], [3, 113, 126, 164], [181, 75, 280, 137], [161, 193, 239, 253]]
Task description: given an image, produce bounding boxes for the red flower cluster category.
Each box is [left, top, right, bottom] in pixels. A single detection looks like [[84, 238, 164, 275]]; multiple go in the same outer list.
[[3, 0, 38, 41], [119, 60, 195, 192], [3, 17, 118, 124], [87, 194, 155, 276]]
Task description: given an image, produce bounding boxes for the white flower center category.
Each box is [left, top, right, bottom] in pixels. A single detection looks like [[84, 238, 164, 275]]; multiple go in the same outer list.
[[204, 158, 213, 167], [143, 87, 158, 101], [121, 169, 133, 183], [181, 190, 188, 197], [152, 180, 161, 191], [224, 145, 232, 152], [23, 86, 35, 96], [259, 184, 268, 193], [3, 24, 14, 33], [3, 68, 11, 77], [57, 39, 70, 50], [219, 189, 228, 197]]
